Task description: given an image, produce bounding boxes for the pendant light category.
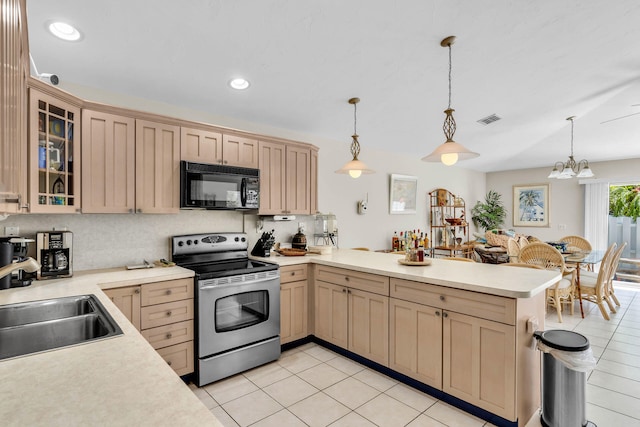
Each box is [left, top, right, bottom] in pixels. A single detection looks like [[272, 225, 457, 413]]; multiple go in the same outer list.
[[422, 36, 479, 166], [547, 116, 594, 179], [335, 97, 375, 178]]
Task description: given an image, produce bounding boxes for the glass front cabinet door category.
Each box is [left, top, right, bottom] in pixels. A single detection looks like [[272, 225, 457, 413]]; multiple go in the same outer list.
[[29, 89, 81, 213]]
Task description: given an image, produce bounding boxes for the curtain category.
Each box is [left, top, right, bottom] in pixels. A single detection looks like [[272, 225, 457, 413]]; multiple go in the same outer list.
[[584, 181, 609, 251]]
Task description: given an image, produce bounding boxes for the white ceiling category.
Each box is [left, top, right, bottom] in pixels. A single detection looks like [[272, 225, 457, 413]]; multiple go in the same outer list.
[[26, 0, 640, 173]]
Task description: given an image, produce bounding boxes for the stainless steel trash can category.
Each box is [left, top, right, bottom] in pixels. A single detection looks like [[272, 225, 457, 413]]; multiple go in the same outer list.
[[534, 330, 596, 427]]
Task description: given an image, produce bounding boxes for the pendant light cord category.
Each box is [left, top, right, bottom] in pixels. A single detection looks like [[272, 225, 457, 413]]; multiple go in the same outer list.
[[569, 117, 574, 156], [447, 44, 452, 109], [353, 101, 358, 135]]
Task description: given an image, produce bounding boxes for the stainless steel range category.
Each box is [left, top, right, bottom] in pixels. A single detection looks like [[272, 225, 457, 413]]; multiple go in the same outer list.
[[171, 232, 280, 386]]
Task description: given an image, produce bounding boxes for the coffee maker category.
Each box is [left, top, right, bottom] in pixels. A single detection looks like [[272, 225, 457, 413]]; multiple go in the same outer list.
[[36, 231, 73, 279], [0, 237, 36, 289]]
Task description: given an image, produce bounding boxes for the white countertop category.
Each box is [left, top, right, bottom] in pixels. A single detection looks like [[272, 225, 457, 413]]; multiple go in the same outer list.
[[0, 266, 222, 427], [257, 249, 560, 298]]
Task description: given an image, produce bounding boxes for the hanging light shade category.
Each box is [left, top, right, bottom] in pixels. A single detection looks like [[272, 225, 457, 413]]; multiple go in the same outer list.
[[547, 116, 594, 179], [335, 97, 375, 178], [422, 36, 479, 166]]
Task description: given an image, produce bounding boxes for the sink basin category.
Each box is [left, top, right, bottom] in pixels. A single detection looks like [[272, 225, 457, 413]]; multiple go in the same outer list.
[[0, 295, 97, 328], [0, 295, 123, 360]]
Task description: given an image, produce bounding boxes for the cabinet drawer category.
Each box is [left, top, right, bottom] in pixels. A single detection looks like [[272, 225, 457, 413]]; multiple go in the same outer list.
[[140, 299, 194, 329], [141, 320, 194, 350], [315, 265, 389, 296], [157, 341, 194, 376], [141, 278, 194, 306], [280, 264, 308, 284], [390, 278, 515, 325]]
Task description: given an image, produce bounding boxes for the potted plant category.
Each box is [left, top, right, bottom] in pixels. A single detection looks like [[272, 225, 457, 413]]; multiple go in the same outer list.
[[471, 190, 506, 231]]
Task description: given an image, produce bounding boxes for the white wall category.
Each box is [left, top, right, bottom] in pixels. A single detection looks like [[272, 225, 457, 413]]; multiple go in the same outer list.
[[2, 83, 487, 270], [486, 158, 640, 242]]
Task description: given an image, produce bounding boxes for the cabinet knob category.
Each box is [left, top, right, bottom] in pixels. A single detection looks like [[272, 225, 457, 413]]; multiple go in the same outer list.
[[291, 272, 295, 276], [166, 333, 173, 339], [166, 311, 172, 317], [439, 295, 445, 302], [347, 289, 351, 294], [223, 160, 228, 164], [134, 289, 140, 294], [167, 360, 172, 366], [136, 209, 142, 213], [128, 209, 134, 214], [344, 276, 350, 281], [443, 312, 449, 318], [166, 289, 172, 295], [342, 288, 347, 293], [435, 311, 441, 316]]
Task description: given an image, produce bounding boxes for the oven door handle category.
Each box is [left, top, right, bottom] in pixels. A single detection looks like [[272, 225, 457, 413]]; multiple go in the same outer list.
[[199, 274, 278, 291]]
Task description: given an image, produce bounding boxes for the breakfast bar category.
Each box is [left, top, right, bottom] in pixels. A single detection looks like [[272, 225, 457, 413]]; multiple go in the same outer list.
[[258, 249, 560, 426]]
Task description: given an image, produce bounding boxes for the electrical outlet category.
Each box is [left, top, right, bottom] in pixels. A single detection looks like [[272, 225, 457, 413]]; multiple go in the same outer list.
[[557, 224, 567, 230], [4, 226, 19, 236]]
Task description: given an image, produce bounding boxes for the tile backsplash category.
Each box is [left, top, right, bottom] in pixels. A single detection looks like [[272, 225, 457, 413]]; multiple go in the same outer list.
[[1, 211, 318, 271]]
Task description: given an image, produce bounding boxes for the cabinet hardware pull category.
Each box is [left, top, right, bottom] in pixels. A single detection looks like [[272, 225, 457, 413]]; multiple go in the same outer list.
[[166, 333, 172, 339], [342, 288, 347, 293], [443, 312, 448, 318], [166, 311, 172, 316], [167, 361, 172, 366], [345, 277, 350, 281], [347, 289, 351, 294], [291, 272, 295, 276], [134, 289, 140, 294], [166, 290, 172, 295], [439, 295, 445, 301], [435, 311, 441, 316]]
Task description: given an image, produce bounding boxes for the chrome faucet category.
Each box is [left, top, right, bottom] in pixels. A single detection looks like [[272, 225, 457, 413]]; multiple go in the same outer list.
[[0, 257, 41, 281]]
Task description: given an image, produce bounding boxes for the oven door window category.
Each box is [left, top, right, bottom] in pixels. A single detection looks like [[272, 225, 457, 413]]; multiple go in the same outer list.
[[215, 290, 269, 332]]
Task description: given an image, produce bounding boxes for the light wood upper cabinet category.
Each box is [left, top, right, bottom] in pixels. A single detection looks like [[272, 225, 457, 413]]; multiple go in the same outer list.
[[82, 110, 135, 213], [258, 142, 315, 215], [135, 119, 180, 213], [180, 127, 222, 164], [258, 140, 287, 215], [222, 134, 258, 168], [286, 145, 311, 214], [0, 0, 28, 214], [310, 148, 318, 214], [28, 89, 81, 213]]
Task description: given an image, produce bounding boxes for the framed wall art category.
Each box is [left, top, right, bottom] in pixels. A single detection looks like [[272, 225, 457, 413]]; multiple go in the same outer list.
[[390, 174, 418, 214], [513, 184, 549, 227]]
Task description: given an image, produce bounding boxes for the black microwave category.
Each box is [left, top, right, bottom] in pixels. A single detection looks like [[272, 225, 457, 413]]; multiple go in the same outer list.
[[180, 161, 260, 210]]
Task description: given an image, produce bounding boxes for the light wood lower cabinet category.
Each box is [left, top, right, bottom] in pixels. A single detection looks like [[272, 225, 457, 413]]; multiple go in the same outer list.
[[103, 277, 194, 376], [314, 265, 389, 366], [280, 265, 308, 344], [389, 298, 442, 388], [103, 285, 141, 330], [442, 310, 516, 419]]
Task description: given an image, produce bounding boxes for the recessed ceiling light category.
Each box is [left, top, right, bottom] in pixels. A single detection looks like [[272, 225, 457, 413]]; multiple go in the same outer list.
[[229, 78, 250, 90], [48, 21, 81, 41]]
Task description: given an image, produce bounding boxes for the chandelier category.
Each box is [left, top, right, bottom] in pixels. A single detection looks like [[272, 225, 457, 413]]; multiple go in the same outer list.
[[422, 36, 479, 166], [548, 116, 594, 179], [335, 97, 375, 178]]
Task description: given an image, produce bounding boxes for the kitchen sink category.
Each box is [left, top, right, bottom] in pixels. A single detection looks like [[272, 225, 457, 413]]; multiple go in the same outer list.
[[0, 295, 123, 360], [0, 295, 98, 328]]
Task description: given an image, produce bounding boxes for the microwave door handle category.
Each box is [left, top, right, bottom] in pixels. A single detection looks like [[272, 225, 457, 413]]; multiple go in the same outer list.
[[241, 178, 247, 207]]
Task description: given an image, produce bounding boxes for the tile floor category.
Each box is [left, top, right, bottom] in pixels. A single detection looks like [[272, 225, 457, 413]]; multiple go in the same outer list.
[[190, 282, 640, 427]]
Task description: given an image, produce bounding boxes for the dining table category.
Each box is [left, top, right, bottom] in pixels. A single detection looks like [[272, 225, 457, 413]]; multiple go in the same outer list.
[[564, 249, 607, 318]]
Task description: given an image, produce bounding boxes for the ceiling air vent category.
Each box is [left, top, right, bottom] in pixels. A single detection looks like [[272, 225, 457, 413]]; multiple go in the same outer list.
[[477, 114, 501, 126]]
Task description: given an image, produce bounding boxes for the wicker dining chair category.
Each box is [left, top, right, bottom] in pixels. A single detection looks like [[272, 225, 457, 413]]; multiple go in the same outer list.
[[441, 256, 476, 262], [506, 238, 520, 263], [582, 242, 625, 313], [519, 242, 576, 322], [560, 235, 593, 271], [577, 244, 621, 321]]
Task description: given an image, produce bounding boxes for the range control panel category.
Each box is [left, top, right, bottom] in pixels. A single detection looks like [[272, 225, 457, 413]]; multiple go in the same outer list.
[[171, 233, 248, 256]]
